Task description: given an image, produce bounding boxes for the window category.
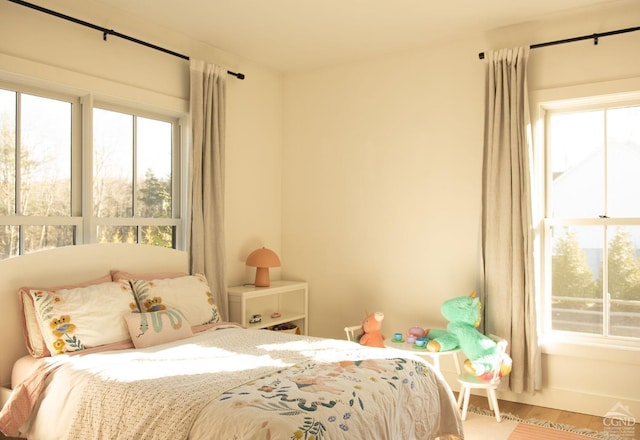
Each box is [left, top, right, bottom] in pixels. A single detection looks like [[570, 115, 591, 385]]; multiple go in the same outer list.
[[0, 83, 182, 259], [541, 95, 640, 342], [92, 106, 179, 248]]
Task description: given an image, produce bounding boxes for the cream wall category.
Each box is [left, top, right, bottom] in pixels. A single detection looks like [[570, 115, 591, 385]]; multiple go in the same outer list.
[[282, 1, 640, 417], [0, 0, 283, 287]]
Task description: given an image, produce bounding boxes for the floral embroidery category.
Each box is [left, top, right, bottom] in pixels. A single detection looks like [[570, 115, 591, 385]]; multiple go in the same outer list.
[[49, 314, 84, 353], [52, 339, 65, 352], [130, 275, 221, 325], [143, 296, 166, 312], [130, 279, 151, 310], [208, 306, 220, 325], [32, 290, 46, 299], [131, 281, 168, 313], [293, 417, 326, 439], [50, 315, 76, 337], [136, 309, 186, 337]]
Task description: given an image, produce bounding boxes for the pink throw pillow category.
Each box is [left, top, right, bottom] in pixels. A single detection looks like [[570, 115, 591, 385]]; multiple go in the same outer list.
[[124, 310, 193, 349]]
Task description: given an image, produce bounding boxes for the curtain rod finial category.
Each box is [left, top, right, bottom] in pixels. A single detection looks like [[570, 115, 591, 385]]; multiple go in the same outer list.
[[227, 70, 245, 80]]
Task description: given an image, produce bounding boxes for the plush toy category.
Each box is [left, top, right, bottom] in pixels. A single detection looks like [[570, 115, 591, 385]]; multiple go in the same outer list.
[[359, 312, 386, 348], [426, 291, 511, 378]]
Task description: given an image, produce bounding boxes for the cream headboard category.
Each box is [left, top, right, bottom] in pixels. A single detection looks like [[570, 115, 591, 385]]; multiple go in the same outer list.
[[0, 243, 188, 387]]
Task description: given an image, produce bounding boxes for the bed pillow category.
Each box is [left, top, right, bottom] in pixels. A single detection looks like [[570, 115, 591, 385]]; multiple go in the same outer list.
[[124, 310, 193, 349], [19, 274, 113, 358], [28, 280, 137, 355], [110, 270, 187, 282], [129, 274, 221, 326]]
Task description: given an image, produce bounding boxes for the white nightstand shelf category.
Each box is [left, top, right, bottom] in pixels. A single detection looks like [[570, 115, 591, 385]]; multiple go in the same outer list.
[[228, 280, 308, 335]]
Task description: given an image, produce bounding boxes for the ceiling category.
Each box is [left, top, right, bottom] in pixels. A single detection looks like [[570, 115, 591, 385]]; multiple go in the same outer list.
[[95, 0, 624, 72]]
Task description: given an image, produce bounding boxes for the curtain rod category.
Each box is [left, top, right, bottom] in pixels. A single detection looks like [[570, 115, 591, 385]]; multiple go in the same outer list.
[[478, 25, 640, 60], [8, 0, 246, 80]]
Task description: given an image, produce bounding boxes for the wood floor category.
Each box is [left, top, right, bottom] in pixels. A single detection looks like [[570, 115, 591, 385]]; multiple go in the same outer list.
[[459, 393, 610, 432]]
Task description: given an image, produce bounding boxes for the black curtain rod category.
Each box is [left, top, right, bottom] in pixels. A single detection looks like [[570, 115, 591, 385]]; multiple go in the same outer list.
[[8, 0, 245, 80], [478, 25, 640, 60]]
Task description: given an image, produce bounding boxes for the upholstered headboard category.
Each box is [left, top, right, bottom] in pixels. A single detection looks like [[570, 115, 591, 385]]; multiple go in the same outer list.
[[0, 243, 188, 388]]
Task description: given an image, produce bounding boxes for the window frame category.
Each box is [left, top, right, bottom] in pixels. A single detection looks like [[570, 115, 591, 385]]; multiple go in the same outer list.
[[0, 80, 185, 256], [531, 78, 640, 349], [87, 99, 182, 246]]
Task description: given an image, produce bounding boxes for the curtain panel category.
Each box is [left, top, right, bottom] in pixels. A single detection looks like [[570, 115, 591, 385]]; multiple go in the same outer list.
[[189, 59, 229, 320], [481, 47, 541, 393]]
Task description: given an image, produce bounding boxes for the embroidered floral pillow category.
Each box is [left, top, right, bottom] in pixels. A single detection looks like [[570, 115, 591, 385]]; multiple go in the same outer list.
[[29, 281, 137, 355], [124, 310, 193, 349], [18, 274, 112, 358], [129, 274, 220, 326]]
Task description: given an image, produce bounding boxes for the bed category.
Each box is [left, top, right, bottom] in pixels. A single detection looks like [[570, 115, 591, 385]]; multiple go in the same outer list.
[[0, 243, 463, 440]]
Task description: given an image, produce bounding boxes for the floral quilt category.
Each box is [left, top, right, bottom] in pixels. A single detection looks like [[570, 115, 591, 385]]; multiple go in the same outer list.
[[5, 326, 462, 440], [192, 356, 461, 440]]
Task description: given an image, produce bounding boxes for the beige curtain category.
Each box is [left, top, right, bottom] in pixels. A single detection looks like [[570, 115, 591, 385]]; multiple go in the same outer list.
[[481, 47, 540, 393], [189, 59, 228, 320]]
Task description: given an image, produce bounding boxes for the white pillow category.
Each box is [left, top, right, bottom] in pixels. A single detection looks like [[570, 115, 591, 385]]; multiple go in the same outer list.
[[29, 281, 137, 355], [129, 274, 221, 326], [18, 274, 112, 357]]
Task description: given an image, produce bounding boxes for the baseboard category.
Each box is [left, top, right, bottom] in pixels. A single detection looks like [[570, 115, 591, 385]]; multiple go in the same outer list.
[[495, 387, 639, 420], [438, 364, 638, 419]]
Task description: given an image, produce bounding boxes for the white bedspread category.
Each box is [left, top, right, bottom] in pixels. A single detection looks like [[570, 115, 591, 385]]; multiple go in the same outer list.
[[10, 326, 462, 440]]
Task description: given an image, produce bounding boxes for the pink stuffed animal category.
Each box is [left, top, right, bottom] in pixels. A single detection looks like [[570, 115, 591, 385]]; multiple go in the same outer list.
[[359, 312, 386, 348]]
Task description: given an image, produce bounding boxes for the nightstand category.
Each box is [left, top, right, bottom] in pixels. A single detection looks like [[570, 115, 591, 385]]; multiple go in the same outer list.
[[228, 280, 308, 335]]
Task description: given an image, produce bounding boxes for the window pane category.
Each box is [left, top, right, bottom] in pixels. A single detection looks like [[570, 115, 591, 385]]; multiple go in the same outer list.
[[93, 109, 133, 217], [23, 225, 75, 254], [20, 94, 71, 216], [137, 117, 172, 218], [608, 226, 640, 338], [0, 89, 16, 216], [97, 225, 137, 243], [551, 225, 603, 334], [0, 225, 19, 259], [549, 111, 604, 218], [141, 225, 175, 248], [607, 106, 640, 218]]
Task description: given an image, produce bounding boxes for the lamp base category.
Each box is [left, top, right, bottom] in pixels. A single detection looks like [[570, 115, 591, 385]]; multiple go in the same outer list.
[[254, 267, 271, 287]]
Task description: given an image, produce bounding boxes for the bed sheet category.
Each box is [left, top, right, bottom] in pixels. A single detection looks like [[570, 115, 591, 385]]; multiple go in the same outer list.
[[11, 355, 40, 389], [4, 326, 463, 440]]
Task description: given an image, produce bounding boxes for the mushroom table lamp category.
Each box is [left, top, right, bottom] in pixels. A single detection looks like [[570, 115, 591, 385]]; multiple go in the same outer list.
[[246, 247, 281, 287]]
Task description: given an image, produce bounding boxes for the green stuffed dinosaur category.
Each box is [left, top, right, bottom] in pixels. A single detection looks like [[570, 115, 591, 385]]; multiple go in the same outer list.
[[426, 291, 511, 378]]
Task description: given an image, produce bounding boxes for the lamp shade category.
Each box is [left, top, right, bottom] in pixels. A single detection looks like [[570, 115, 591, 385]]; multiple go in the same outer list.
[[246, 247, 281, 287]]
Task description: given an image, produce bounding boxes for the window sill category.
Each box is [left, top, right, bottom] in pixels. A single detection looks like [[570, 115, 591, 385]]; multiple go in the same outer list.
[[540, 333, 640, 364]]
